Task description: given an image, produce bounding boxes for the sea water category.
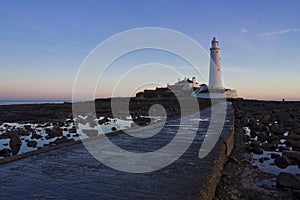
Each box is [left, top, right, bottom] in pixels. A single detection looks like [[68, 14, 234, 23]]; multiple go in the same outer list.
[[0, 100, 71, 105]]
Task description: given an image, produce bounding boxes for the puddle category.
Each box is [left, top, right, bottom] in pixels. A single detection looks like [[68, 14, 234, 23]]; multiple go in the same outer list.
[[0, 116, 161, 158], [252, 151, 300, 175], [255, 178, 276, 189], [243, 126, 300, 175]]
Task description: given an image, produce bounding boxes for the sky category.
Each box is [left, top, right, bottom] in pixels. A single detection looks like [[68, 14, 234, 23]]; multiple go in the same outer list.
[[0, 0, 300, 100]]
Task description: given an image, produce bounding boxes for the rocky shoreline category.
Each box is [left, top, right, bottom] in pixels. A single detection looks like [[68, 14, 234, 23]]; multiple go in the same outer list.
[[215, 99, 300, 200], [3, 98, 299, 199], [0, 97, 211, 161]]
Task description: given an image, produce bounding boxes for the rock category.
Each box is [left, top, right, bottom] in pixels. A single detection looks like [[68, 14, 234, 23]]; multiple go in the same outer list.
[[24, 125, 32, 131], [54, 136, 74, 145], [8, 131, 22, 155], [270, 125, 286, 135], [264, 157, 270, 161], [235, 110, 244, 119], [262, 114, 271, 124], [266, 134, 279, 145], [250, 140, 261, 147], [279, 145, 289, 152], [98, 117, 110, 125], [274, 156, 291, 169], [229, 156, 241, 165], [31, 131, 42, 139], [294, 145, 300, 152], [26, 140, 37, 148], [276, 172, 300, 189], [291, 111, 300, 119], [292, 128, 300, 134], [261, 142, 277, 151], [261, 125, 270, 132], [45, 125, 63, 139], [287, 133, 300, 141], [16, 129, 30, 136], [283, 151, 300, 165], [68, 128, 77, 133], [0, 148, 11, 157], [258, 157, 270, 163], [252, 146, 263, 155], [283, 119, 295, 128], [292, 190, 300, 199], [251, 124, 263, 132], [82, 129, 98, 137], [257, 132, 268, 143], [270, 153, 281, 159], [261, 183, 271, 189]]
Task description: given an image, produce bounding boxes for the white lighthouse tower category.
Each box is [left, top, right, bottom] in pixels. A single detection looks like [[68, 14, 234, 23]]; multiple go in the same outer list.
[[191, 37, 238, 98], [209, 37, 224, 89]]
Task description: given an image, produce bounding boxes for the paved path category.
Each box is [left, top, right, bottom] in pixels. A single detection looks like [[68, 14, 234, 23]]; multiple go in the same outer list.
[[0, 103, 234, 200]]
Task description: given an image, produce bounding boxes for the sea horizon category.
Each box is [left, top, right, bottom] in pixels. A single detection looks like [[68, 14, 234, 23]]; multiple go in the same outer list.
[[0, 100, 72, 105]]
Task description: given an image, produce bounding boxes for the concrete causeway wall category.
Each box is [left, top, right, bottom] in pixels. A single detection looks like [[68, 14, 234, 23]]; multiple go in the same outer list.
[[0, 103, 235, 200]]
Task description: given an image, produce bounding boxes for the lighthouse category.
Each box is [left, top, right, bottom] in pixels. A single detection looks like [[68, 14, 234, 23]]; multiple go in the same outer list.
[[209, 37, 223, 89]]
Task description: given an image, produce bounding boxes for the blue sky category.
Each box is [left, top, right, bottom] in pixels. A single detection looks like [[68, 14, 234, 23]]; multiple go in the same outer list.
[[1, 0, 300, 100]]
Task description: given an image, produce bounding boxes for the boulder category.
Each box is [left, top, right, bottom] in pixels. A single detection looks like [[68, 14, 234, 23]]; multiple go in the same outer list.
[[283, 119, 295, 128], [68, 128, 77, 133], [286, 133, 300, 141], [292, 190, 300, 199], [251, 146, 263, 155], [262, 114, 271, 123], [26, 140, 38, 148], [259, 157, 269, 163], [276, 172, 300, 189], [261, 142, 277, 151], [287, 141, 300, 151], [257, 132, 268, 142], [24, 125, 32, 131], [31, 131, 42, 139], [283, 151, 300, 165], [261, 125, 270, 132], [270, 125, 286, 135], [45, 126, 63, 139], [274, 156, 291, 169], [291, 113, 300, 120], [279, 145, 289, 152], [270, 153, 281, 159], [54, 136, 74, 145], [266, 133, 279, 143], [292, 128, 300, 134], [250, 140, 261, 147], [251, 124, 263, 132], [98, 117, 110, 125], [8, 131, 22, 155], [0, 148, 11, 157]]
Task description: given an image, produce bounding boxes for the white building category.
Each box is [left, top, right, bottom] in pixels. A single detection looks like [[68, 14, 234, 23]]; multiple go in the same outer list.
[[209, 37, 224, 89], [193, 37, 238, 98], [167, 37, 238, 99]]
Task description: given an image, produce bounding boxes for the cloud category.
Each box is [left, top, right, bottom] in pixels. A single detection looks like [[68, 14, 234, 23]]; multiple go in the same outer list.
[[264, 29, 300, 36], [241, 27, 248, 33]]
